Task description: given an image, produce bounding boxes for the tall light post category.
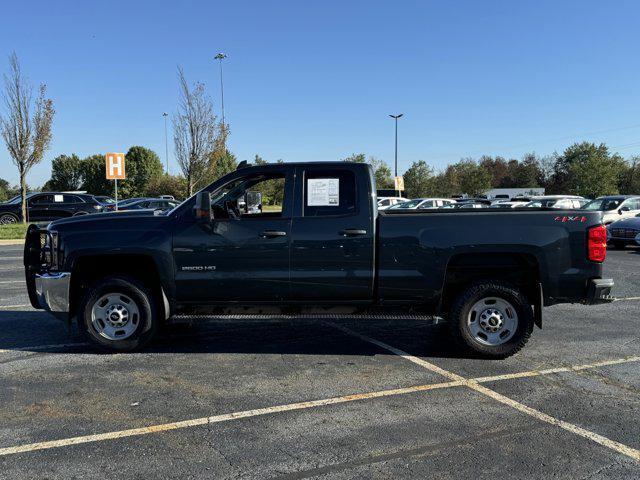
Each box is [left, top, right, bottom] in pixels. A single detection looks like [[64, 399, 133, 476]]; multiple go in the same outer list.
[[389, 113, 403, 196], [214, 53, 227, 127], [162, 112, 169, 174]]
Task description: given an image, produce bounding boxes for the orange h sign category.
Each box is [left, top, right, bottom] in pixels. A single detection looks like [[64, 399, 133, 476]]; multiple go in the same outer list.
[[106, 152, 126, 180]]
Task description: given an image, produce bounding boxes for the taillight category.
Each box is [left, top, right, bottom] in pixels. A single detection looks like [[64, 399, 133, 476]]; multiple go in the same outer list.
[[588, 225, 607, 262]]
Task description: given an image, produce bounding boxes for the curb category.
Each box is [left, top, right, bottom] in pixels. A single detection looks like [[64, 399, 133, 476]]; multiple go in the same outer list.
[[0, 239, 25, 246]]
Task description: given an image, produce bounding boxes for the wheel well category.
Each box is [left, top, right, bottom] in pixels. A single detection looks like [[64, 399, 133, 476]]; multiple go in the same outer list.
[[441, 253, 540, 313], [70, 254, 166, 321]]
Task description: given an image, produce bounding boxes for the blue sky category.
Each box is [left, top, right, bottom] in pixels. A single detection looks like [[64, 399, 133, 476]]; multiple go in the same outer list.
[[1, 0, 639, 186]]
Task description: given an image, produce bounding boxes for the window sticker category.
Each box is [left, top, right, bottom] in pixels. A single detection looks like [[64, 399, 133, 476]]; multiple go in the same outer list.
[[307, 178, 339, 206], [54, 194, 64, 203]]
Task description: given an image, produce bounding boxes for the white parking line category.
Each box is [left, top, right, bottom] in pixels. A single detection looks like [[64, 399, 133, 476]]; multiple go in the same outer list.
[[614, 296, 640, 302], [0, 280, 24, 284], [0, 304, 30, 309], [0, 342, 89, 354], [0, 351, 638, 457], [0, 256, 22, 261], [329, 323, 640, 462]]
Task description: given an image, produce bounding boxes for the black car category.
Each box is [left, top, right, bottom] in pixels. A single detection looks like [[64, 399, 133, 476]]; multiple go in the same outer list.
[[0, 192, 105, 224], [116, 198, 180, 213], [607, 214, 640, 249]]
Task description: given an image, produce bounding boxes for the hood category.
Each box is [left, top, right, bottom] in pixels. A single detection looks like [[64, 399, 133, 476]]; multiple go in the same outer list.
[[49, 209, 164, 228], [608, 216, 640, 228]]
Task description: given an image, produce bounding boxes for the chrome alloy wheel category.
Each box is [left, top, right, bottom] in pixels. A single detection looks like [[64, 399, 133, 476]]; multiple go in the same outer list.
[[0, 214, 17, 225], [90, 293, 140, 341], [466, 297, 518, 346]]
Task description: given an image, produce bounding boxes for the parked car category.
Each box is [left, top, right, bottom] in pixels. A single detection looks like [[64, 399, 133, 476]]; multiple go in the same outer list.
[[606, 214, 640, 249], [377, 196, 407, 210], [0, 192, 105, 224], [388, 198, 455, 210], [25, 161, 613, 358], [94, 196, 116, 205], [523, 195, 584, 209], [581, 195, 640, 225], [490, 201, 529, 209], [116, 198, 180, 213]]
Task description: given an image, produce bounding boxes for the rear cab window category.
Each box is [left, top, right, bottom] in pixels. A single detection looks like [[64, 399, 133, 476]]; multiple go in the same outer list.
[[303, 169, 357, 217]]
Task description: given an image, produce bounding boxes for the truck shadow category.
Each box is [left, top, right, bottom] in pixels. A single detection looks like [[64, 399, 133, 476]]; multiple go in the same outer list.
[[0, 311, 473, 359]]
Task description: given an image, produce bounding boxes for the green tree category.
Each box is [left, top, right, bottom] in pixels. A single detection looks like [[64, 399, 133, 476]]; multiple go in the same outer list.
[[403, 160, 435, 198], [146, 174, 188, 200], [562, 142, 623, 197], [44, 154, 83, 191], [455, 158, 492, 196], [119, 146, 164, 197], [479, 156, 509, 187], [80, 154, 113, 197], [342, 153, 393, 189], [0, 178, 10, 201], [619, 156, 640, 195]]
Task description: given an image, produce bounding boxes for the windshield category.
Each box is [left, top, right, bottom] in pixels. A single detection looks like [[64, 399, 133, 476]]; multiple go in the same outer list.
[[582, 198, 623, 211], [3, 193, 36, 204]]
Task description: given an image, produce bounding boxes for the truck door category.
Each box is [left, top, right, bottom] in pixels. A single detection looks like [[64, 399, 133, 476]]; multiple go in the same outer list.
[[172, 167, 294, 303], [290, 165, 375, 301]]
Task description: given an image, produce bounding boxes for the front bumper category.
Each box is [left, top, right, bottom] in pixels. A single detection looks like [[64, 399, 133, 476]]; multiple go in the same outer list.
[[586, 278, 614, 304], [34, 272, 71, 314]]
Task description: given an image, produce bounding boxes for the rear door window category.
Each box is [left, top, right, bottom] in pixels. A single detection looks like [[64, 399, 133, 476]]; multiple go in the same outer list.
[[303, 170, 356, 217]]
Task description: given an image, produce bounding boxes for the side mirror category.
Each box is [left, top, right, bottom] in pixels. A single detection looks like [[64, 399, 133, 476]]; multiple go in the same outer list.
[[194, 192, 212, 222]]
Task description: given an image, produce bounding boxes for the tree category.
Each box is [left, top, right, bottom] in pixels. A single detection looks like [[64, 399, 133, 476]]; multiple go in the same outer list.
[[146, 174, 189, 200], [80, 154, 113, 196], [0, 178, 11, 201], [173, 67, 219, 196], [0, 53, 55, 222], [455, 158, 492, 196], [619, 156, 640, 195], [44, 154, 83, 191], [563, 142, 623, 197], [120, 146, 164, 197], [403, 160, 435, 198], [342, 153, 394, 189], [479, 156, 509, 188]]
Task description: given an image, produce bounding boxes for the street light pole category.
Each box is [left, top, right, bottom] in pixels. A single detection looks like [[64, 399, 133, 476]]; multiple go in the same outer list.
[[162, 112, 169, 174], [214, 53, 227, 126], [389, 113, 403, 196]]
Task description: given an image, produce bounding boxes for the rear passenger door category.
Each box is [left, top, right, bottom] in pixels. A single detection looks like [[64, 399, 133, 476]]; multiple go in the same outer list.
[[290, 165, 375, 301]]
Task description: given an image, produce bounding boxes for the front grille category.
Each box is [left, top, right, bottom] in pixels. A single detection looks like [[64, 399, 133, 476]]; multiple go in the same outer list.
[[610, 228, 639, 239]]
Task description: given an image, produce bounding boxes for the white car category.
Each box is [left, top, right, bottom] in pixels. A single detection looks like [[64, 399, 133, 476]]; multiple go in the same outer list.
[[388, 198, 456, 210], [490, 201, 529, 209], [377, 197, 407, 210], [524, 195, 585, 209], [582, 196, 640, 225]]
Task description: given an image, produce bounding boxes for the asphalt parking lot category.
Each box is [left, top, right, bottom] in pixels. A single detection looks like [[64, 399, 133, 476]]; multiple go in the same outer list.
[[0, 243, 639, 479]]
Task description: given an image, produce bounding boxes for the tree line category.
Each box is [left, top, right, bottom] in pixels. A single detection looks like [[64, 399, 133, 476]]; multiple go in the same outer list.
[[346, 142, 640, 199]]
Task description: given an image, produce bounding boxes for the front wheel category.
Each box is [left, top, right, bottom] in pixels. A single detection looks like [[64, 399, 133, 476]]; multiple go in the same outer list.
[[0, 213, 18, 225], [448, 282, 534, 359], [78, 276, 158, 352]]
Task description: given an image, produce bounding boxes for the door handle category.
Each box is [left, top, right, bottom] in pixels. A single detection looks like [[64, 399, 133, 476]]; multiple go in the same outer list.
[[260, 230, 287, 238], [340, 229, 367, 237]]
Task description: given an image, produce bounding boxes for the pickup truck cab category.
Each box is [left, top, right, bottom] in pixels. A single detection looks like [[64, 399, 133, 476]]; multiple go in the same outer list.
[[25, 162, 614, 358]]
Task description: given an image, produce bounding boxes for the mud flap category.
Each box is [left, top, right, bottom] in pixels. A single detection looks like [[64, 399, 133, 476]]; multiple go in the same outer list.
[[534, 282, 543, 329]]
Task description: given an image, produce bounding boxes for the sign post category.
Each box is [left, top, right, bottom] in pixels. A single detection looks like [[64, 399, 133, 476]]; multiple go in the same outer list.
[[106, 152, 126, 210], [394, 176, 405, 197]]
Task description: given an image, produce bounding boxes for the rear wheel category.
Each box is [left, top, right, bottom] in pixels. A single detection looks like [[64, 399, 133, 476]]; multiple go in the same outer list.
[[448, 282, 534, 359], [78, 276, 158, 352]]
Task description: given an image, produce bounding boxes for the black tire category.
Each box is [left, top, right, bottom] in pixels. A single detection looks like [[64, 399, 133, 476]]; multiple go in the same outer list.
[[0, 213, 19, 225], [448, 282, 534, 359], [611, 241, 626, 250], [78, 276, 158, 352]]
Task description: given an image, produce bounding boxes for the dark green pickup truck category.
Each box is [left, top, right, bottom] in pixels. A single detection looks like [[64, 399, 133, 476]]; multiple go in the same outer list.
[[25, 161, 613, 357]]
